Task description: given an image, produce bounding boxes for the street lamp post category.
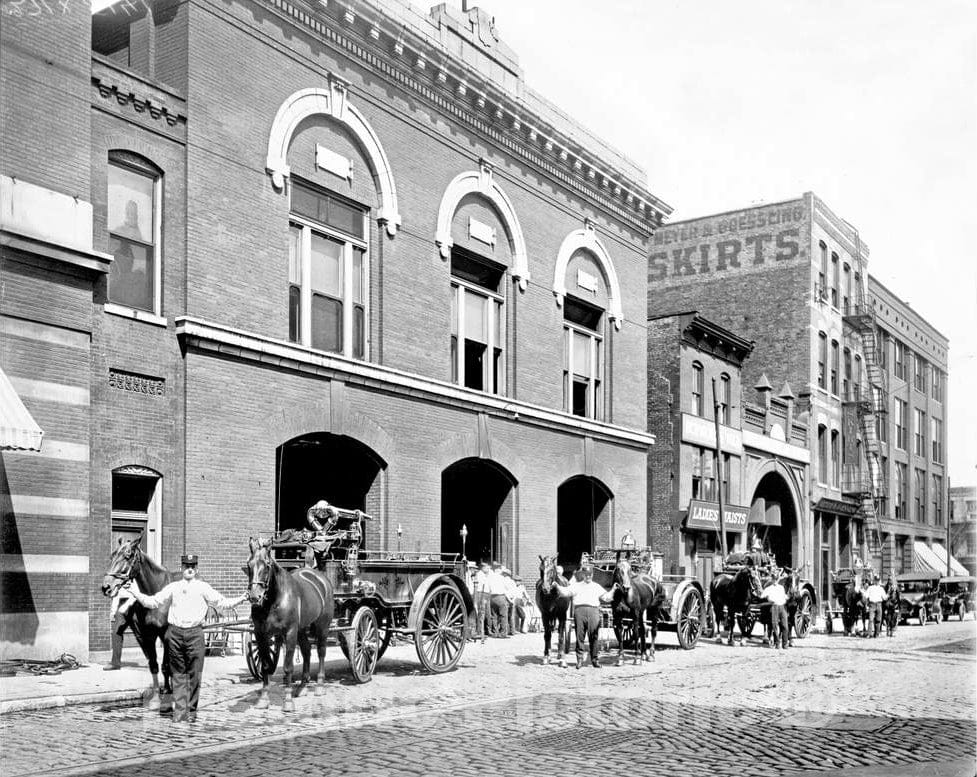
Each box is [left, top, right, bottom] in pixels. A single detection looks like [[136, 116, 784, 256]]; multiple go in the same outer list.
[[460, 524, 468, 560]]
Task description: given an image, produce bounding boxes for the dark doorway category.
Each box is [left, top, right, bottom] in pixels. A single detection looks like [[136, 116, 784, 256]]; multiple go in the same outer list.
[[751, 472, 797, 568], [441, 458, 516, 566], [557, 476, 612, 576], [276, 434, 385, 538]]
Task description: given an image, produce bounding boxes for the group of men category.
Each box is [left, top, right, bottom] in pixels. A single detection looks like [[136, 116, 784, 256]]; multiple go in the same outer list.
[[468, 561, 530, 641]]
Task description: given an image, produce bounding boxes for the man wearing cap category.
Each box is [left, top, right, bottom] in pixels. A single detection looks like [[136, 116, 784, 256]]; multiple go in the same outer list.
[[127, 553, 247, 723], [865, 574, 887, 638], [486, 562, 509, 637], [552, 565, 613, 668]]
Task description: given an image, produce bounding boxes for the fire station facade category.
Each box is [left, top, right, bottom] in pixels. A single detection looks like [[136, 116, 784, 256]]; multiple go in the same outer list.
[[0, 0, 671, 658]]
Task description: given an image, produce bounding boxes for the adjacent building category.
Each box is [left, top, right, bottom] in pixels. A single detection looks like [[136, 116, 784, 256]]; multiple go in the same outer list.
[[949, 486, 976, 576], [647, 312, 809, 592], [647, 193, 952, 605], [0, 0, 671, 659]]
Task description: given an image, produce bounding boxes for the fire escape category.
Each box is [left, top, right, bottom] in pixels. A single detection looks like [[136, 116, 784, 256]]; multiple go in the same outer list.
[[842, 231, 889, 575]]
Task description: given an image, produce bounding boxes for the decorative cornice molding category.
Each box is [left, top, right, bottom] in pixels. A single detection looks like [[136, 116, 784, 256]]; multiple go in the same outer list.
[[259, 0, 671, 234], [175, 315, 656, 450], [92, 75, 187, 128]]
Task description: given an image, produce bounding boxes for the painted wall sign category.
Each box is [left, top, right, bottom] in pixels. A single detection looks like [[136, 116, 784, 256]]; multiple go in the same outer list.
[[576, 268, 598, 293], [681, 413, 743, 455], [649, 202, 806, 282], [315, 144, 353, 181], [685, 499, 750, 533], [468, 216, 497, 248]]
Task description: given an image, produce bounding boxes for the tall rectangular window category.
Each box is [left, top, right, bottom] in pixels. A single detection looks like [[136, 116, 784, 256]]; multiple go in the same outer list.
[[107, 154, 160, 314], [451, 249, 505, 395], [932, 474, 943, 526], [692, 362, 704, 417], [818, 425, 828, 484], [931, 417, 943, 462], [914, 354, 926, 392], [895, 398, 907, 450], [719, 373, 731, 425], [818, 242, 827, 299], [931, 368, 944, 402], [877, 327, 888, 370], [853, 354, 862, 400], [842, 263, 851, 315], [915, 468, 926, 522], [288, 180, 368, 358], [831, 430, 840, 488], [691, 446, 717, 501], [817, 333, 827, 390], [914, 409, 926, 456], [563, 296, 603, 419], [895, 462, 907, 519], [893, 340, 905, 380], [830, 339, 839, 395], [843, 348, 852, 399], [830, 253, 839, 307]]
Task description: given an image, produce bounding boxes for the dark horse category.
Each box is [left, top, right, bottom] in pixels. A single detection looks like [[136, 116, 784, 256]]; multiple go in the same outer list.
[[100, 533, 175, 708], [710, 565, 762, 646], [611, 557, 664, 665], [244, 537, 334, 711], [535, 555, 570, 667], [883, 574, 901, 637], [841, 579, 866, 637]]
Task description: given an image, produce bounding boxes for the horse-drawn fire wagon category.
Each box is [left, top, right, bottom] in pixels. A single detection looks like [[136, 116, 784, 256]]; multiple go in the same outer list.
[[235, 501, 474, 684], [587, 547, 707, 650]]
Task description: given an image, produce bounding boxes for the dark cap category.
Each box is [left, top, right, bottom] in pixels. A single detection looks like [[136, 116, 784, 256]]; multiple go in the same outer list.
[[181, 553, 199, 566]]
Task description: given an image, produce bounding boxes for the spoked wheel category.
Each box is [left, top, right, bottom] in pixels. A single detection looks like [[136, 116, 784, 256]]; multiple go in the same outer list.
[[346, 606, 380, 684], [676, 588, 704, 650], [415, 584, 467, 673], [245, 633, 281, 681], [794, 591, 813, 639]]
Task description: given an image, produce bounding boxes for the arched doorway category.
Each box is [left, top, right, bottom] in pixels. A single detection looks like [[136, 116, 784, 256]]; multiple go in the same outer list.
[[750, 471, 798, 568], [557, 476, 612, 575], [441, 458, 516, 566], [276, 433, 386, 541]]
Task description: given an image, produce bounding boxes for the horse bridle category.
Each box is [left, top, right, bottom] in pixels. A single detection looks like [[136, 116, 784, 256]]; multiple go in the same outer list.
[[246, 547, 273, 604], [107, 545, 140, 587]]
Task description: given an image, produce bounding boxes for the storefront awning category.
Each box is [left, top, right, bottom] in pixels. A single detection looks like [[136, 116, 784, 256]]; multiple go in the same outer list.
[[913, 541, 948, 574], [931, 543, 969, 576], [685, 500, 749, 533], [0, 366, 43, 451]]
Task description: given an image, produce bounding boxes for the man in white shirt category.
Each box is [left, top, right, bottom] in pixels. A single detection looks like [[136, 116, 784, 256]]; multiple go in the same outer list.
[[552, 565, 613, 668], [761, 577, 789, 649], [127, 553, 247, 723], [486, 563, 510, 637], [104, 579, 140, 670], [865, 575, 887, 638]]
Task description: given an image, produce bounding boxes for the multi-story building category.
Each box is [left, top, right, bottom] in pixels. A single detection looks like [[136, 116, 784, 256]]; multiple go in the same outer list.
[[646, 193, 950, 603], [949, 486, 976, 576], [0, 0, 671, 659], [647, 311, 809, 593]]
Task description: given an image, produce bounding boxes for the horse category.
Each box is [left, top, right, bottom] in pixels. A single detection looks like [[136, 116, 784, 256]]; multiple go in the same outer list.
[[841, 579, 866, 637], [883, 575, 901, 637], [710, 565, 763, 646], [243, 537, 334, 711], [611, 556, 664, 665], [100, 533, 176, 708], [535, 555, 570, 667]]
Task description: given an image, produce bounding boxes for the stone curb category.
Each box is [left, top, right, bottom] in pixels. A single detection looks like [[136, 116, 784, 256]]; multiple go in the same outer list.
[[0, 689, 145, 715]]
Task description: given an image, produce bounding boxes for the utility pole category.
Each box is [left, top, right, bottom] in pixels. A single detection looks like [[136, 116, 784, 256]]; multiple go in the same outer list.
[[712, 378, 728, 559], [946, 476, 952, 576]]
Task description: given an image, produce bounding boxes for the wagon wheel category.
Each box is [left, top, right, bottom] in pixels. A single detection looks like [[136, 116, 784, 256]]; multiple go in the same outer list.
[[375, 612, 394, 661], [415, 584, 466, 673], [824, 605, 834, 635], [737, 611, 756, 638], [918, 606, 928, 625], [245, 633, 281, 681], [793, 591, 813, 639], [615, 619, 636, 650], [676, 588, 704, 650], [346, 606, 380, 684]]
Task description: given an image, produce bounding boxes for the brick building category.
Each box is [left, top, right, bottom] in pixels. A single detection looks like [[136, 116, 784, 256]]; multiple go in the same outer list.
[[647, 312, 809, 593], [0, 0, 671, 659], [949, 486, 976, 576], [647, 193, 951, 606]]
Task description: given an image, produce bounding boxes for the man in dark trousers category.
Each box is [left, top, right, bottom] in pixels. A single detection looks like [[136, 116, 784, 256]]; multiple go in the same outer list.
[[127, 553, 247, 723], [552, 564, 613, 668]]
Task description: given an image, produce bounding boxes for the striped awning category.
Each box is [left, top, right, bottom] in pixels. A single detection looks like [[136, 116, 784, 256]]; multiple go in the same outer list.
[[931, 543, 969, 576], [0, 366, 43, 451], [913, 541, 947, 574]]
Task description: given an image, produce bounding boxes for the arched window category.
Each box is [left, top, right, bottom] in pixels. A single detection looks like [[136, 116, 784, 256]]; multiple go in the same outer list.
[[692, 362, 704, 417], [830, 252, 840, 307], [842, 263, 852, 315], [719, 373, 731, 425], [288, 179, 368, 358], [107, 151, 162, 314], [817, 425, 828, 484]]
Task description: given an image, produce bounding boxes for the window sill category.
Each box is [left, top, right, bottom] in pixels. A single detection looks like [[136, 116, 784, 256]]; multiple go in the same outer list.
[[105, 303, 167, 328]]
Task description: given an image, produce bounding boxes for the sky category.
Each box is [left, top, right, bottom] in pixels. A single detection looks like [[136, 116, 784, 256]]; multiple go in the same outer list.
[[455, 0, 976, 485]]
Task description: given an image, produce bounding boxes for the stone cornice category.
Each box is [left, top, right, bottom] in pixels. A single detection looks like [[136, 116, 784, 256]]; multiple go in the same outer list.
[[91, 57, 188, 135], [175, 316, 656, 450], [252, 0, 671, 234]]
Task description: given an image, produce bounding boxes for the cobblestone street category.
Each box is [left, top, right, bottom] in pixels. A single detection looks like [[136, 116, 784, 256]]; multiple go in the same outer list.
[[1, 621, 974, 776]]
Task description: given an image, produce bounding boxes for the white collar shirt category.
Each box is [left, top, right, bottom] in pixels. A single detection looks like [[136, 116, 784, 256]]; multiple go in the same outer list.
[[486, 571, 508, 596], [866, 584, 887, 603], [762, 584, 787, 606], [145, 578, 238, 628]]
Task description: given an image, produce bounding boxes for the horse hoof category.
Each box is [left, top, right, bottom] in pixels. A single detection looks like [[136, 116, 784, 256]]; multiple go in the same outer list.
[[314, 683, 326, 697], [558, 660, 566, 668], [145, 692, 160, 711], [282, 699, 295, 713], [254, 696, 269, 710], [543, 655, 550, 665], [616, 659, 623, 667]]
